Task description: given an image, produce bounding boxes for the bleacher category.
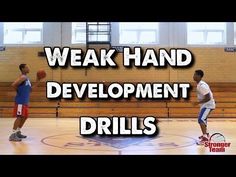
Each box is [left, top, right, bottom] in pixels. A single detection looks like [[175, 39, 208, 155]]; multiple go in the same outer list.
[[0, 82, 236, 118]]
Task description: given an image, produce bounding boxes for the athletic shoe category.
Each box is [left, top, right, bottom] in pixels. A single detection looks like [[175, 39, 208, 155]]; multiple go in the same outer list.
[[196, 136, 208, 145], [198, 133, 210, 139], [9, 133, 22, 142], [16, 131, 27, 138]]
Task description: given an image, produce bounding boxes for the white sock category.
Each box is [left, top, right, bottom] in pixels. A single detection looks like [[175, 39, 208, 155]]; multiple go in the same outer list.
[[16, 128, 21, 132], [12, 129, 17, 133], [206, 127, 209, 134], [203, 134, 208, 138]]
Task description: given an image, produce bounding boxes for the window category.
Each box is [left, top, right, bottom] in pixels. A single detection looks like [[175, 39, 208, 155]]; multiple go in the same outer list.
[[4, 23, 43, 44], [72, 23, 86, 44], [87, 22, 111, 43], [234, 23, 236, 45], [72, 22, 111, 44], [119, 23, 159, 44], [187, 23, 226, 45]]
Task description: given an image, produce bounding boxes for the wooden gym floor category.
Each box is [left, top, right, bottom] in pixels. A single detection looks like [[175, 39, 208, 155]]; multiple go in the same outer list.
[[0, 118, 235, 155]]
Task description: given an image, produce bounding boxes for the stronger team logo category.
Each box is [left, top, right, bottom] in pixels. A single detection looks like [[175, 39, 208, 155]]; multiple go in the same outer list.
[[204, 133, 231, 152]]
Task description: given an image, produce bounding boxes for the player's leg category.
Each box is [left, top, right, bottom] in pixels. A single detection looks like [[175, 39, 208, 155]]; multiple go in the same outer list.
[[9, 104, 23, 141], [16, 117, 27, 138], [16, 105, 28, 138], [199, 123, 207, 136], [198, 108, 209, 135], [197, 108, 211, 144], [13, 117, 21, 130], [19, 117, 27, 129]]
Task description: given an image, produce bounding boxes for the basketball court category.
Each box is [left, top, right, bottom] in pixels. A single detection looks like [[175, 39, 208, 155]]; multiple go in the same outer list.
[[0, 118, 235, 154], [0, 22, 236, 155]]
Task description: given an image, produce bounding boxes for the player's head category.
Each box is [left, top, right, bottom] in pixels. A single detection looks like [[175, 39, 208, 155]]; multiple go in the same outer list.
[[19, 64, 29, 74], [193, 69, 204, 82]]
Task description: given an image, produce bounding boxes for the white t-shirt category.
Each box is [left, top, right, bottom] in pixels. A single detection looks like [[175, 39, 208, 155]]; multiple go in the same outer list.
[[196, 80, 216, 109]]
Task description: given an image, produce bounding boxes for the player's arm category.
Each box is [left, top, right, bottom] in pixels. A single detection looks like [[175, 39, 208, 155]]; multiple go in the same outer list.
[[199, 93, 211, 104], [192, 84, 210, 106], [31, 76, 41, 92], [11, 75, 27, 91], [193, 93, 211, 106]]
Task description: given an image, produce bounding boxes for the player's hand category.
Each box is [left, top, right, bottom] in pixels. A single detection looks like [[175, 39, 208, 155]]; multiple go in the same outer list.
[[36, 76, 41, 82]]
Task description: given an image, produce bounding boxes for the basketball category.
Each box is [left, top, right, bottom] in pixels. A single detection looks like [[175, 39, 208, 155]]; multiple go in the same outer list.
[[37, 70, 46, 79]]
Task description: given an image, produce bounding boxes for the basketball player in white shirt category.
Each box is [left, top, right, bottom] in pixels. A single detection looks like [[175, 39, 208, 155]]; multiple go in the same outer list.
[[193, 70, 216, 144]]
